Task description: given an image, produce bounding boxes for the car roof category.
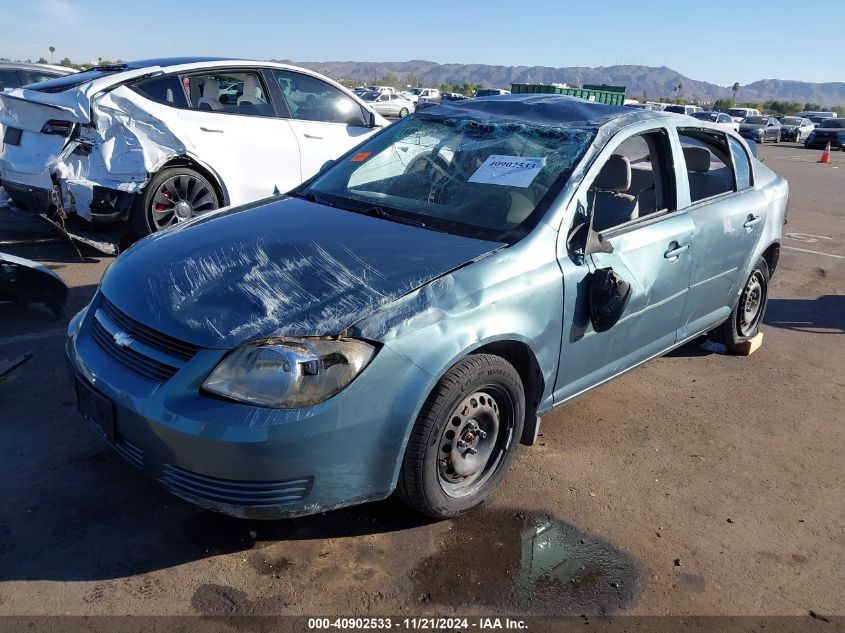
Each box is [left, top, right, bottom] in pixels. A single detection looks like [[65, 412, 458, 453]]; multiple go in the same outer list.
[[421, 94, 661, 128], [0, 60, 76, 74], [107, 56, 236, 70]]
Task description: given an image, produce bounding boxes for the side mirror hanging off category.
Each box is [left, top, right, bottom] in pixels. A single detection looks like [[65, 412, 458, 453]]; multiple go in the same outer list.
[[588, 267, 631, 333]]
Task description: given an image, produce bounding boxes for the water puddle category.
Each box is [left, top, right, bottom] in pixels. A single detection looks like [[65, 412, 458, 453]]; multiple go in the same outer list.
[[411, 508, 641, 615]]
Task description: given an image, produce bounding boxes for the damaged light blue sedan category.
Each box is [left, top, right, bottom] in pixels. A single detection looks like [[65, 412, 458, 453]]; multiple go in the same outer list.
[[66, 95, 788, 519]]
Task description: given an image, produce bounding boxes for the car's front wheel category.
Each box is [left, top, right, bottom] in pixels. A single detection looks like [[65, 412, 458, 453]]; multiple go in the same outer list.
[[131, 167, 221, 237], [707, 257, 770, 347], [399, 107, 409, 118], [397, 354, 525, 519]]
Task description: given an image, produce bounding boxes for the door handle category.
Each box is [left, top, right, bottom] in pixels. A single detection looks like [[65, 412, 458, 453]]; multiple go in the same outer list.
[[664, 242, 689, 260], [199, 127, 223, 133], [743, 215, 762, 229], [303, 134, 323, 140]]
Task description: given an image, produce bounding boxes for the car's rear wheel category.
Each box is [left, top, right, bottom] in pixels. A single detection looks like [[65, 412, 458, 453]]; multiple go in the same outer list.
[[131, 168, 220, 237], [707, 257, 770, 347], [399, 107, 409, 118], [396, 354, 525, 519]]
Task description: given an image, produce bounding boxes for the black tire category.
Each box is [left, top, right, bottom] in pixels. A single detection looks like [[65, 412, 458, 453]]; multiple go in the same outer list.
[[399, 107, 409, 118], [396, 354, 525, 519], [707, 257, 770, 347], [131, 167, 220, 237]]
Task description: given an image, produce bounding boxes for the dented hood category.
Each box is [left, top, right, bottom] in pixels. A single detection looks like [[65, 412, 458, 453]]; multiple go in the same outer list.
[[100, 197, 502, 348]]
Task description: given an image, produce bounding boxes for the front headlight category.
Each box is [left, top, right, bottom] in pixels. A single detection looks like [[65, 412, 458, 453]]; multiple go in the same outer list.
[[203, 337, 378, 408]]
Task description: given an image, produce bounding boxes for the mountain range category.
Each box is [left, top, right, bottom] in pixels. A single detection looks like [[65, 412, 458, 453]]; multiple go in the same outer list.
[[278, 60, 845, 106]]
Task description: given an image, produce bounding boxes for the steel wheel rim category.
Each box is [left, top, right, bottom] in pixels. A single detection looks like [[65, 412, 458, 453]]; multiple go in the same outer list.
[[738, 270, 766, 336], [437, 388, 512, 498], [150, 174, 217, 230], [399, 108, 409, 118]]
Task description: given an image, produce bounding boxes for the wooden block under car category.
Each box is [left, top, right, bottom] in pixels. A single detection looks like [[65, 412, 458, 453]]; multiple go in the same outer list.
[[728, 332, 763, 356]]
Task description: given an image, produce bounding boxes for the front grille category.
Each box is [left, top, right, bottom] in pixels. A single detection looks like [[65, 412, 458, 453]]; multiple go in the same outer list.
[[159, 464, 313, 507], [91, 317, 179, 382], [99, 295, 199, 361]]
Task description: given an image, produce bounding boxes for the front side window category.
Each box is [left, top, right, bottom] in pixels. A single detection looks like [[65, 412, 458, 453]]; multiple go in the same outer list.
[[678, 130, 735, 203], [298, 115, 596, 242], [587, 131, 673, 233], [184, 71, 272, 116], [272, 69, 368, 126]]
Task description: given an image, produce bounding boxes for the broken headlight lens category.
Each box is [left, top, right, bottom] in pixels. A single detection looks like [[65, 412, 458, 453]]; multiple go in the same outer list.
[[202, 338, 377, 408]]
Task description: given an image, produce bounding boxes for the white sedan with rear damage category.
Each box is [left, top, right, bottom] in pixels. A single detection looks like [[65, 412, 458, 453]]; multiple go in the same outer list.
[[0, 57, 388, 236]]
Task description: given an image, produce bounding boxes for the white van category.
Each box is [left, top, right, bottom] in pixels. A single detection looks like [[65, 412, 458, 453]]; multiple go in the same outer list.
[[664, 104, 703, 116], [726, 107, 761, 122]]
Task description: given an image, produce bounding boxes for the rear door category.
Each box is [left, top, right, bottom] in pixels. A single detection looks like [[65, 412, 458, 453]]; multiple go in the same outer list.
[[677, 130, 767, 339], [176, 68, 302, 205], [554, 127, 696, 403], [267, 69, 376, 181]]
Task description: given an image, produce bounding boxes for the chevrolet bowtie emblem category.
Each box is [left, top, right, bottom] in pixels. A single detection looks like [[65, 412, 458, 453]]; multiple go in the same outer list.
[[113, 331, 134, 348]]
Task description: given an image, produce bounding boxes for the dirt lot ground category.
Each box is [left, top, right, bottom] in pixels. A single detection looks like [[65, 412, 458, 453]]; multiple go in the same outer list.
[[0, 142, 842, 621]]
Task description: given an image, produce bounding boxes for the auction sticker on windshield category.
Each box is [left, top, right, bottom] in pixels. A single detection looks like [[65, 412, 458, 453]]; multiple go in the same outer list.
[[468, 155, 546, 187]]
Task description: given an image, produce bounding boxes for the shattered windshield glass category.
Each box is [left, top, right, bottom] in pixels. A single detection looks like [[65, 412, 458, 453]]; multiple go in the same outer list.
[[300, 115, 596, 242]]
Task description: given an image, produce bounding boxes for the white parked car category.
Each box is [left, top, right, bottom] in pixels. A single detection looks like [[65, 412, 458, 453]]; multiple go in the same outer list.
[[726, 107, 760, 123], [691, 111, 740, 132], [360, 91, 414, 118], [401, 88, 440, 104], [0, 58, 388, 235], [0, 61, 77, 93], [664, 104, 704, 116], [365, 85, 397, 95]]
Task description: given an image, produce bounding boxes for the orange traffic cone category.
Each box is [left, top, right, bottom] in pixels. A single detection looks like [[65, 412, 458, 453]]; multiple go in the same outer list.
[[819, 142, 831, 164]]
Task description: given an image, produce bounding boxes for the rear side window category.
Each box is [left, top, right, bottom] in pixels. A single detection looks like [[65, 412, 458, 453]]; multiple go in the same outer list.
[[0, 70, 22, 93], [131, 74, 188, 108], [678, 130, 734, 203], [729, 137, 752, 190], [183, 71, 273, 117]]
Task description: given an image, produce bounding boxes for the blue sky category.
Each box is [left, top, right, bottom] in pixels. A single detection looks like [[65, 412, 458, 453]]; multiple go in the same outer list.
[[0, 0, 840, 86]]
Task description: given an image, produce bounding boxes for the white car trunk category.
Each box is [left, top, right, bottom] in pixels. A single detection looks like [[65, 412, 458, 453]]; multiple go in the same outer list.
[[0, 94, 86, 180]]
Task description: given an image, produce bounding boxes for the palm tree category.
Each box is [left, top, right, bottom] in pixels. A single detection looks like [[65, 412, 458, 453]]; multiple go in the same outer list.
[[49, 46, 55, 63], [731, 82, 740, 103]]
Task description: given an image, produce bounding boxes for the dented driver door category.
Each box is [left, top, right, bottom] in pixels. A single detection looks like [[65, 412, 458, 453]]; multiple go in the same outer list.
[[555, 211, 696, 403], [553, 126, 698, 404]]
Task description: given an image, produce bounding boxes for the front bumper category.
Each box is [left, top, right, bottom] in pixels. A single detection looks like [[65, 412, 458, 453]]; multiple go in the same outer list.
[[65, 301, 433, 519]]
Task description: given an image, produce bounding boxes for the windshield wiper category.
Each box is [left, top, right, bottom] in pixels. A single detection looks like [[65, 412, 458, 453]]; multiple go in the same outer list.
[[292, 191, 331, 207], [360, 206, 437, 231]]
